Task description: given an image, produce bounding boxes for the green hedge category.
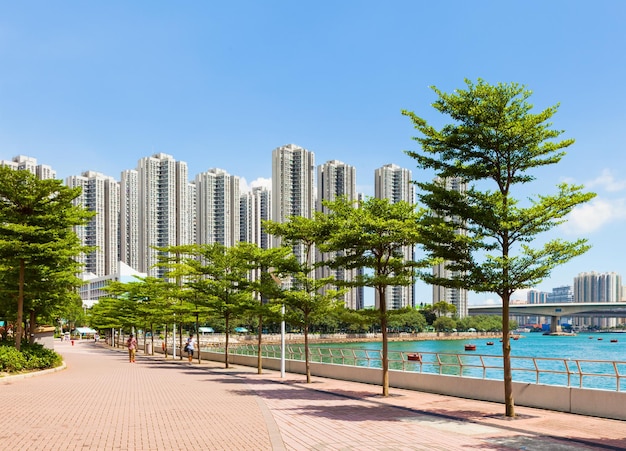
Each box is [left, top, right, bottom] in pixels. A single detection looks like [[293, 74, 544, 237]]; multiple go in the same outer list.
[[0, 342, 63, 373]]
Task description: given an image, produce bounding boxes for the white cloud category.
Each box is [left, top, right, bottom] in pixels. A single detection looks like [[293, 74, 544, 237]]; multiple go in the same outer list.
[[240, 177, 271, 193], [561, 197, 626, 234], [585, 169, 626, 193], [250, 177, 271, 190], [511, 289, 529, 301]]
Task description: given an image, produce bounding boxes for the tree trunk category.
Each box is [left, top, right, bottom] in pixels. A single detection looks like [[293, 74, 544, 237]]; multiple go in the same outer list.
[[164, 325, 168, 358], [150, 324, 154, 356], [304, 323, 310, 383], [179, 323, 183, 360], [195, 316, 200, 364], [16, 259, 25, 351], [502, 294, 515, 417], [225, 316, 230, 368], [29, 310, 36, 344]]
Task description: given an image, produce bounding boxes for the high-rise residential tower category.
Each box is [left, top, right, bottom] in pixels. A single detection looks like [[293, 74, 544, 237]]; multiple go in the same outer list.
[[1, 155, 56, 180], [272, 144, 315, 223], [574, 271, 623, 328], [240, 185, 272, 249], [317, 160, 362, 309], [120, 169, 140, 272], [271, 144, 315, 264], [66, 171, 120, 277], [374, 163, 415, 310], [121, 153, 191, 278], [316, 160, 357, 212], [431, 177, 469, 318], [195, 168, 240, 247]]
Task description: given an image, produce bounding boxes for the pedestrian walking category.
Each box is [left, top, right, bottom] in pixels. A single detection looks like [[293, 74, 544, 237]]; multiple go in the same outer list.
[[185, 333, 195, 363], [126, 333, 137, 363]]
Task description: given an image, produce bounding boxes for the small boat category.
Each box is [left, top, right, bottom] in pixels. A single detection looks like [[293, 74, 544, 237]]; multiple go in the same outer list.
[[611, 339, 618, 343], [407, 353, 422, 361], [486, 341, 494, 345], [598, 338, 603, 341], [589, 336, 594, 339], [513, 336, 519, 340], [464, 344, 477, 351]]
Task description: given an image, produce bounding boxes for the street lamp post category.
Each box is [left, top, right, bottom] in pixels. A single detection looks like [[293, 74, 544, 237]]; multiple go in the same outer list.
[[281, 304, 285, 378]]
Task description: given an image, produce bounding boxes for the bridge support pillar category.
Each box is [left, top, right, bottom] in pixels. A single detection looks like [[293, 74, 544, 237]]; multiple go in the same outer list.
[[550, 316, 561, 334]]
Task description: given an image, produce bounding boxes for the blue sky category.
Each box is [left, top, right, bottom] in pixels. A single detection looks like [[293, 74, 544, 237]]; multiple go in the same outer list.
[[1, 1, 625, 306]]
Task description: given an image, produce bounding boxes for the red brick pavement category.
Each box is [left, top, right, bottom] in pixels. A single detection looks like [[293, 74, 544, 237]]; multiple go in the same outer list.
[[1, 340, 625, 450]]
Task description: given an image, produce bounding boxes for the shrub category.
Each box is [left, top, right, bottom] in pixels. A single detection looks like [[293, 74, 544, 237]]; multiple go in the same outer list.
[[0, 342, 62, 373], [0, 345, 28, 372]]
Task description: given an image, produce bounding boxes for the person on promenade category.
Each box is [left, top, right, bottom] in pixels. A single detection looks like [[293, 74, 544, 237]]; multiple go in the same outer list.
[[185, 333, 195, 363], [126, 333, 137, 363]]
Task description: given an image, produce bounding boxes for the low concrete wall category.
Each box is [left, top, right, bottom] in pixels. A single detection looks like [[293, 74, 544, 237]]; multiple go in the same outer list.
[[195, 349, 626, 421]]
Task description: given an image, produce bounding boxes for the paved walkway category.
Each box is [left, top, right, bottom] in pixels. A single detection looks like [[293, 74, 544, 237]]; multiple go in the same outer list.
[[1, 340, 625, 451]]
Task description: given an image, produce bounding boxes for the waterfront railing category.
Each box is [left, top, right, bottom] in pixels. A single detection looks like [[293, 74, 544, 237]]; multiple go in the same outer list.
[[211, 343, 626, 392]]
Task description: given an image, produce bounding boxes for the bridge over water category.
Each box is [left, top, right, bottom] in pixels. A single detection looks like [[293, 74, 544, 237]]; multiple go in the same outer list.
[[468, 302, 626, 333]]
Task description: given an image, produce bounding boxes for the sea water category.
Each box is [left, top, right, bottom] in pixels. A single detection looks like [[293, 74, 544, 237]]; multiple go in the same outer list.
[[313, 332, 626, 391]]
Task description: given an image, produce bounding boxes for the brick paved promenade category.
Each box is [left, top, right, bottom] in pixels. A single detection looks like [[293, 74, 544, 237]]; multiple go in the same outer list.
[[1, 340, 625, 450]]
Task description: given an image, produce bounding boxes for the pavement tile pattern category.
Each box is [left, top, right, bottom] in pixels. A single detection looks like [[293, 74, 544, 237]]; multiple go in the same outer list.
[[1, 340, 625, 450]]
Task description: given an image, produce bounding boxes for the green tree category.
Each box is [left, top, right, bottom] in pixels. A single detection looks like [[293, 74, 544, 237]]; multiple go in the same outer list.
[[184, 243, 258, 369], [388, 307, 427, 332], [155, 244, 204, 357], [419, 305, 437, 326], [264, 214, 346, 383], [337, 307, 377, 333], [243, 244, 297, 374], [432, 301, 457, 318], [403, 79, 596, 417], [432, 316, 456, 333], [322, 196, 427, 396], [0, 166, 94, 350]]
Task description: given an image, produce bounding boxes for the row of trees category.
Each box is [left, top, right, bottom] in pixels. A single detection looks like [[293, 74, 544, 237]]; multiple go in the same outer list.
[[1, 80, 595, 418], [0, 166, 94, 351]]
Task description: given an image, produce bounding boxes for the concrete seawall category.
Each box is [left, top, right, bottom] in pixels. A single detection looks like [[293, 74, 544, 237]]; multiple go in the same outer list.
[[185, 348, 626, 421]]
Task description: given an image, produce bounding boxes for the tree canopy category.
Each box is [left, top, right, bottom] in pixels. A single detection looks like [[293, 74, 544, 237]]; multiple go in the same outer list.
[[0, 166, 94, 350], [321, 196, 429, 395], [403, 78, 596, 417]]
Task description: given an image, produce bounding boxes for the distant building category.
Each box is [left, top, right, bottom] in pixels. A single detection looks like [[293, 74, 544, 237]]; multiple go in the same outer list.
[[240, 185, 271, 249], [548, 286, 573, 303], [574, 271, 623, 328], [66, 171, 120, 277], [120, 169, 140, 272], [317, 160, 361, 309], [1, 155, 56, 179], [121, 153, 191, 278], [271, 144, 315, 266], [194, 168, 240, 247], [374, 163, 414, 310], [79, 261, 146, 308], [431, 177, 468, 318]]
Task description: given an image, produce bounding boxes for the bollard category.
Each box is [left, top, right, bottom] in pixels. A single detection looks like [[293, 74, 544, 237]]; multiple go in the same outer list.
[[71, 340, 74, 346]]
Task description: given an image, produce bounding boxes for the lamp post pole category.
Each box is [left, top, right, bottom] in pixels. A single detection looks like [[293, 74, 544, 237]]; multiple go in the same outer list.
[[281, 304, 285, 378]]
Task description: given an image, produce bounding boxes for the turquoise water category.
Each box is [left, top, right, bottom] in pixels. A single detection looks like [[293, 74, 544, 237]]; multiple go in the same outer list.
[[334, 332, 625, 360], [308, 332, 626, 391]]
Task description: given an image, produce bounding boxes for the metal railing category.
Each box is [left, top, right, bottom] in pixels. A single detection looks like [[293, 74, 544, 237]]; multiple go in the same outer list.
[[213, 344, 626, 392]]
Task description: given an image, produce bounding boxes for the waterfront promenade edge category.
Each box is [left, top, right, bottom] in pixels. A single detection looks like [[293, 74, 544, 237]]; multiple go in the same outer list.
[[2, 340, 626, 450]]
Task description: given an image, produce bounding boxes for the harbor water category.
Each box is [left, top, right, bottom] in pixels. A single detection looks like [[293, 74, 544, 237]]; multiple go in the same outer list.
[[314, 332, 626, 391]]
